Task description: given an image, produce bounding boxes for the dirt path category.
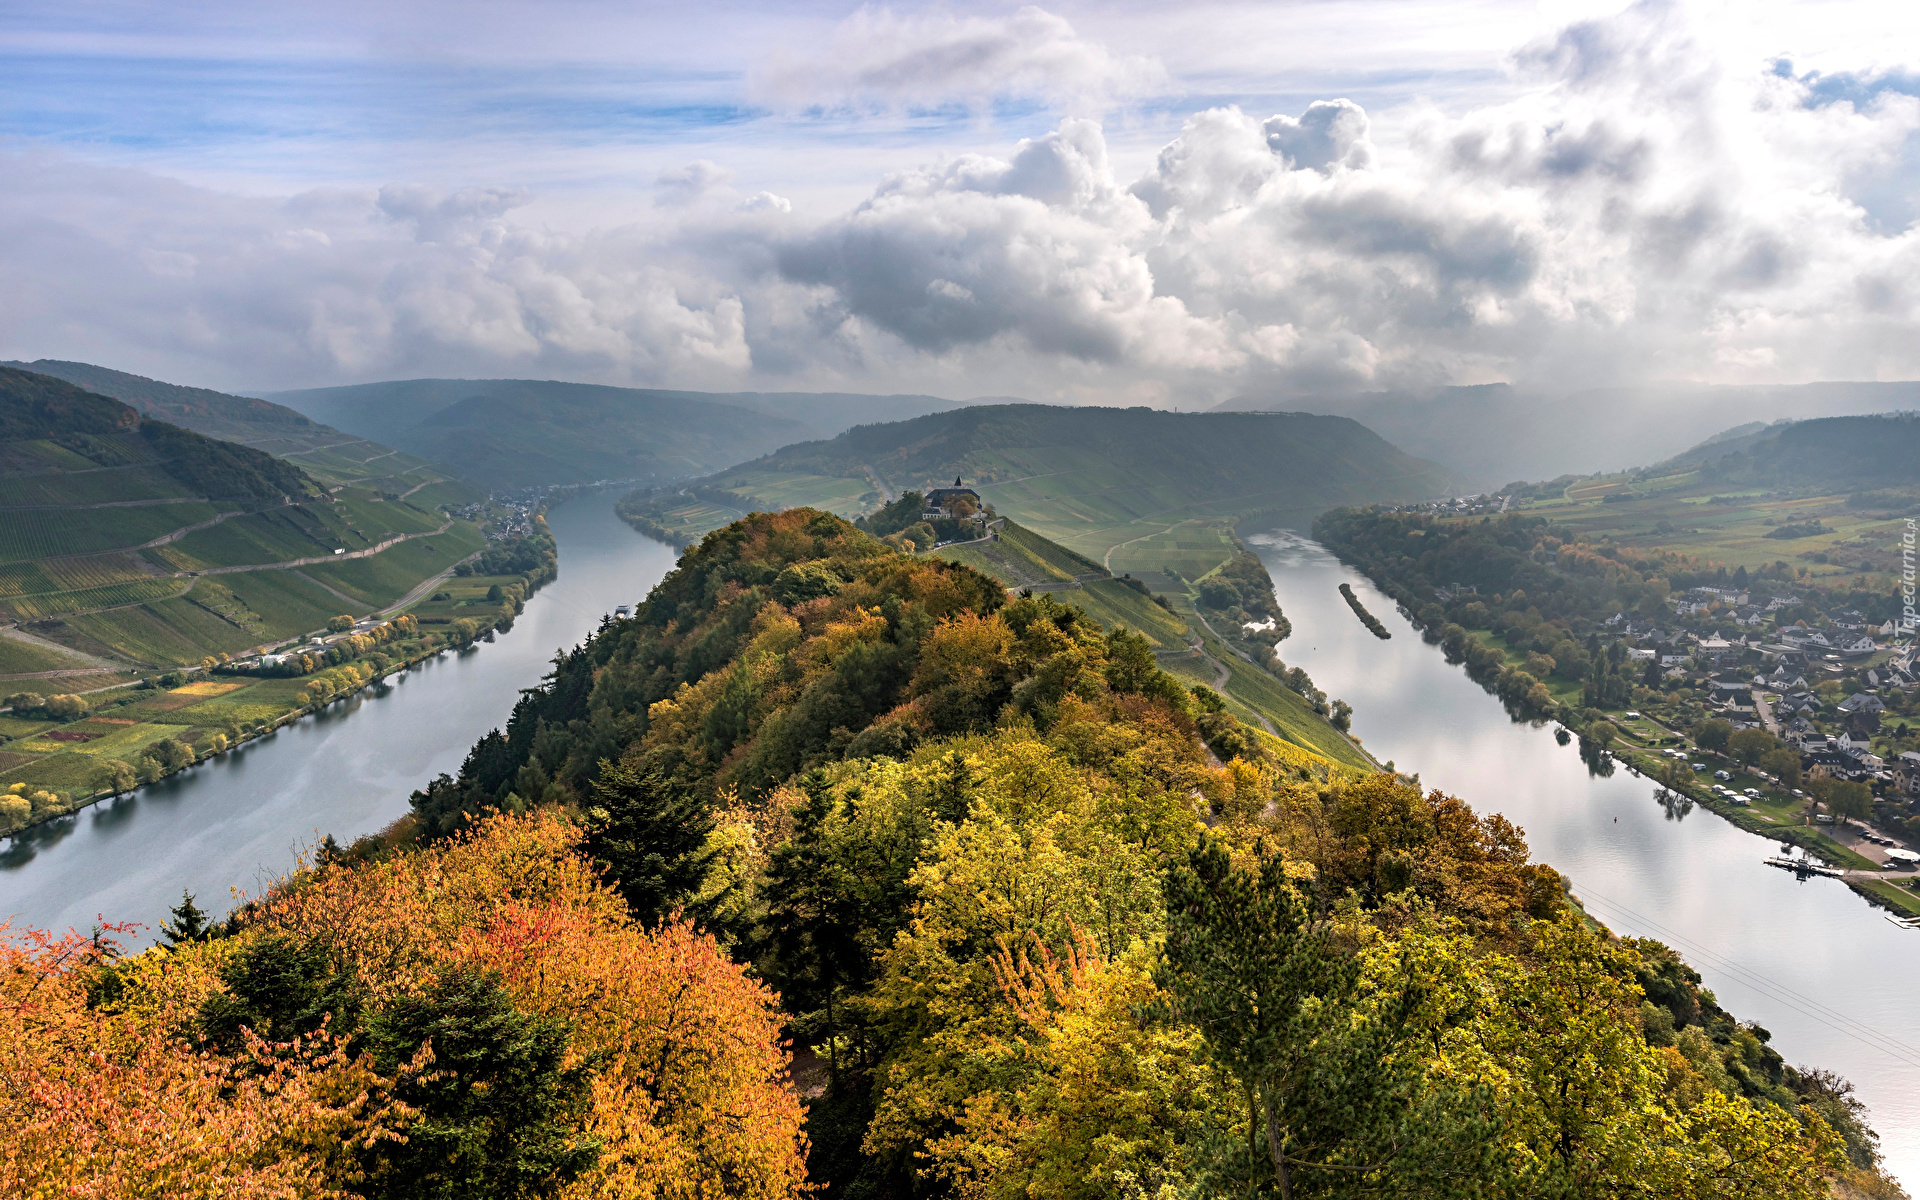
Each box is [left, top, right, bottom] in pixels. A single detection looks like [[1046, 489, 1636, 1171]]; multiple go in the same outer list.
[[176, 521, 454, 578], [378, 550, 484, 616], [1103, 520, 1185, 572]]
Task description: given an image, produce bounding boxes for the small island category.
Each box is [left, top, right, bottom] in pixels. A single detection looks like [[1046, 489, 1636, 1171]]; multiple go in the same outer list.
[[1340, 582, 1392, 639]]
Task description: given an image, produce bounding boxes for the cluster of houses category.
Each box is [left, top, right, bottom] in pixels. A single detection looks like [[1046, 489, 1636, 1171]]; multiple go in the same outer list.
[[225, 616, 394, 673]]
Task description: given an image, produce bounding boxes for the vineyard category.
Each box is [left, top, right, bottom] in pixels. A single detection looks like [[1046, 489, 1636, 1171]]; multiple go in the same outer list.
[[0, 501, 222, 562], [0, 463, 195, 507], [0, 578, 188, 621]]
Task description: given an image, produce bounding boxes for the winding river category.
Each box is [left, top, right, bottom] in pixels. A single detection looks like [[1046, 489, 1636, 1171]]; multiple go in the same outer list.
[[1251, 529, 1920, 1187], [0, 497, 677, 943]]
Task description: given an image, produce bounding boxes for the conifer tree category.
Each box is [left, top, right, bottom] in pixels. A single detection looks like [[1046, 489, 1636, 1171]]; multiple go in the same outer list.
[[161, 889, 210, 945], [583, 758, 720, 925]]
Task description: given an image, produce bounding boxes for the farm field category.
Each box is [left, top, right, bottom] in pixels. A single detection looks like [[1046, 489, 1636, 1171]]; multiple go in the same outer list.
[[1521, 470, 1913, 579]]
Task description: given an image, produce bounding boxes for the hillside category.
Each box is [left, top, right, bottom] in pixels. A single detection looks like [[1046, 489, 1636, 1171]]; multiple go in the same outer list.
[[1217, 380, 1920, 491], [0, 367, 492, 680], [630, 403, 1452, 565], [8, 360, 476, 505], [263, 378, 966, 488], [1658, 411, 1920, 491], [921, 517, 1371, 768]]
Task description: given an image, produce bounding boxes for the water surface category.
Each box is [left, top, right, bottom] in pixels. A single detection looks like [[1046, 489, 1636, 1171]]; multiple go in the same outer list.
[[1252, 530, 1920, 1186]]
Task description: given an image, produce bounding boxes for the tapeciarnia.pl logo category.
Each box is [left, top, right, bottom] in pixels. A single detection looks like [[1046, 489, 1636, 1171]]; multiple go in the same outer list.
[[1902, 518, 1917, 644]]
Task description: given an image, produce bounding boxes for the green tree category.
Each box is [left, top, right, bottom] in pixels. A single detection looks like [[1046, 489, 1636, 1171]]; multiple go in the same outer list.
[[1828, 781, 1874, 827], [100, 759, 137, 797], [1586, 720, 1618, 749], [1155, 838, 1495, 1198], [161, 889, 211, 945], [1692, 718, 1733, 755], [361, 966, 599, 1200], [327, 614, 355, 633], [1760, 747, 1802, 789], [1727, 728, 1775, 767], [582, 758, 719, 925]]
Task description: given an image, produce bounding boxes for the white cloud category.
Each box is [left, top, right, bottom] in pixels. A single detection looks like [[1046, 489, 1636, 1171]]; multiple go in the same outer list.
[[754, 5, 1171, 114], [2, 2, 1919, 400]]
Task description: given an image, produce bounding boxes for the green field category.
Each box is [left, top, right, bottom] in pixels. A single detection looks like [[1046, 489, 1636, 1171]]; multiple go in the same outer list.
[[0, 634, 96, 675], [1520, 470, 1911, 581], [298, 523, 486, 608]]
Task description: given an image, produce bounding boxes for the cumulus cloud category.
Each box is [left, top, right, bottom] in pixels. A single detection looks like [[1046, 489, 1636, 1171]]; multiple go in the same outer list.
[[3, 1, 1919, 399], [0, 157, 754, 389], [770, 0, 1920, 391], [754, 5, 1170, 114]]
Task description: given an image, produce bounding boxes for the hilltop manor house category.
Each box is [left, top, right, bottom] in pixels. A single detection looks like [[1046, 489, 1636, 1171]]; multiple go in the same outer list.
[[922, 479, 981, 520]]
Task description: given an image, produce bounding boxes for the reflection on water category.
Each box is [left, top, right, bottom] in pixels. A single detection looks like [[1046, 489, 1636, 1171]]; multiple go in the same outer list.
[[0, 497, 677, 943], [1248, 529, 1920, 1188]]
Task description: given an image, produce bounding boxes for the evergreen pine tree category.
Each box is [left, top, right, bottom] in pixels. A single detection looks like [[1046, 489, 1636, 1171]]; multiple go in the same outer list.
[[583, 758, 721, 926], [161, 889, 210, 945]]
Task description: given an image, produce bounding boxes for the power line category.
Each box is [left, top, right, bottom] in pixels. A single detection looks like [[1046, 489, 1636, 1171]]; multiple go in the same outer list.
[[1575, 884, 1920, 1071]]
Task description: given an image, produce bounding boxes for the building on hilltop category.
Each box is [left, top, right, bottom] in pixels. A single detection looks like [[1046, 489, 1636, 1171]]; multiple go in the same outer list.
[[922, 478, 982, 520]]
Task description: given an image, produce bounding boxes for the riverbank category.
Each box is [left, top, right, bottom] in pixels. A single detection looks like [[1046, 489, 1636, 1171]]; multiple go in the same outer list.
[[0, 516, 558, 838]]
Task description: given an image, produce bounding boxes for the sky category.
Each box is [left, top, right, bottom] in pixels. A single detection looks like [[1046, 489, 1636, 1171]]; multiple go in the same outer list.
[[3, 0, 1919, 403]]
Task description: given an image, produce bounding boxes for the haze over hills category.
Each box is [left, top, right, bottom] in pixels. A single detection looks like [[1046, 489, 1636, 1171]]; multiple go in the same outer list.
[[626, 403, 1454, 565], [1215, 381, 1920, 491], [7, 360, 474, 501], [262, 378, 971, 489]]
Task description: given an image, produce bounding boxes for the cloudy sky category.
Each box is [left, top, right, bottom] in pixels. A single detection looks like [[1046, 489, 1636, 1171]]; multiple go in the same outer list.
[[3, 0, 1918, 403]]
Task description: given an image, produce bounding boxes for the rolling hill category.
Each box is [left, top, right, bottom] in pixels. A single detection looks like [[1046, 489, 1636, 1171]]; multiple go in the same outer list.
[[0, 367, 489, 678], [1655, 411, 1920, 490], [6, 360, 475, 506], [262, 378, 968, 488], [630, 403, 1454, 566]]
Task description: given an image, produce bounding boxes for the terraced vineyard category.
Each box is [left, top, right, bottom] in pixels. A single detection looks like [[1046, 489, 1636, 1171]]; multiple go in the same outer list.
[[0, 366, 496, 677]]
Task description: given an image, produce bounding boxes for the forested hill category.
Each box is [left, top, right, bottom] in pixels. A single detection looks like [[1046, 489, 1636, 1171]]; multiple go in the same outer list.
[[5, 358, 320, 441], [380, 506, 1876, 1199], [263, 377, 965, 488], [1658, 411, 1920, 490], [8, 359, 478, 500], [0, 366, 318, 503]]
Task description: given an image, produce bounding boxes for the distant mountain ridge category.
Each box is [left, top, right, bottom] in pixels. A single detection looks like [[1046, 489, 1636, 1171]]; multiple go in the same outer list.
[[1655, 411, 1920, 489], [640, 403, 1455, 564], [262, 378, 972, 488], [1216, 381, 1920, 491]]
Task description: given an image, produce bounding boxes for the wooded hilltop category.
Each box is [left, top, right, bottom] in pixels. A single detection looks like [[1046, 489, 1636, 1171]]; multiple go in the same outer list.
[[4, 507, 1900, 1199]]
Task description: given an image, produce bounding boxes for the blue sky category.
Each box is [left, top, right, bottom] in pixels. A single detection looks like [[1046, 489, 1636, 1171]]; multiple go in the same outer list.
[[2, 1, 1918, 397]]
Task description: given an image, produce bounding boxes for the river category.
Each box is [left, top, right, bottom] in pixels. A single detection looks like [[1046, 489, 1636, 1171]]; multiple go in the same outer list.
[[0, 496, 677, 943], [1251, 529, 1920, 1187]]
